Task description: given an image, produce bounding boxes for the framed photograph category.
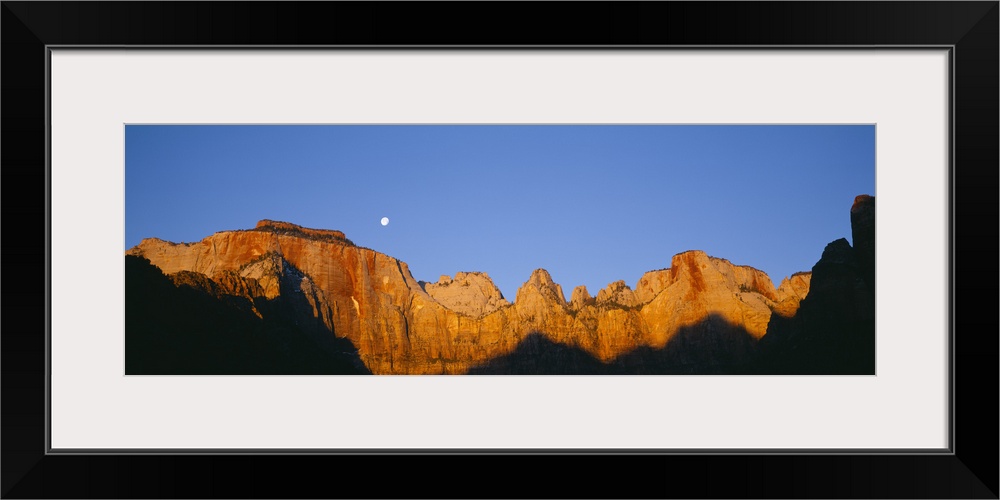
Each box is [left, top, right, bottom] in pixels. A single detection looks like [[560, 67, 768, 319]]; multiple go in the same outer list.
[[120, 122, 877, 378], [4, 2, 996, 498]]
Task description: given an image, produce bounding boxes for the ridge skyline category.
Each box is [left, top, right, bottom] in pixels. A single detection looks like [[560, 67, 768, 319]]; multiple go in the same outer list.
[[129, 218, 815, 304], [125, 124, 875, 306], [125, 193, 879, 375]]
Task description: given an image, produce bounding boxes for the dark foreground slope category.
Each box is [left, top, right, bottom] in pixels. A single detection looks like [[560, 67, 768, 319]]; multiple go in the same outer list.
[[125, 255, 370, 375]]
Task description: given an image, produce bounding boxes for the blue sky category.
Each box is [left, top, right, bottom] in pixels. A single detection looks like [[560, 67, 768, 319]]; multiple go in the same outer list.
[[125, 125, 875, 301]]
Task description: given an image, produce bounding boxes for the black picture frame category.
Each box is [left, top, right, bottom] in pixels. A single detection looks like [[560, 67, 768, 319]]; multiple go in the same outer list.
[[3, 2, 997, 498]]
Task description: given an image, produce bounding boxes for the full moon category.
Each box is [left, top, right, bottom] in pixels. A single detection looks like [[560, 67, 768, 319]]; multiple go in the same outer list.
[[380, 217, 389, 226]]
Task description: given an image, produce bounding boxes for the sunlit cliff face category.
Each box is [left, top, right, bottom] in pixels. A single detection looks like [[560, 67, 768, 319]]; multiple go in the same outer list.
[[128, 219, 813, 374]]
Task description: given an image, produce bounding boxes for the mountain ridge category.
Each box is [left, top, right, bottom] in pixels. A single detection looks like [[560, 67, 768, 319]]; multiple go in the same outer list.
[[126, 220, 812, 374], [126, 195, 873, 375]]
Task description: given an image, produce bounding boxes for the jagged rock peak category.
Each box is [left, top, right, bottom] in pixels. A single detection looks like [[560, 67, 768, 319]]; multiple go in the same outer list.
[[527, 268, 556, 286], [252, 220, 354, 245], [596, 280, 639, 308], [515, 268, 567, 306], [569, 285, 593, 309], [424, 271, 510, 317]]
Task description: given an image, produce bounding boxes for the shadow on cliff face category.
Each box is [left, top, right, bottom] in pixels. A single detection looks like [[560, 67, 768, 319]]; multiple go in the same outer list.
[[465, 332, 608, 374], [125, 255, 371, 375], [466, 263, 875, 375], [466, 314, 759, 375], [610, 315, 758, 374], [471, 195, 877, 375]]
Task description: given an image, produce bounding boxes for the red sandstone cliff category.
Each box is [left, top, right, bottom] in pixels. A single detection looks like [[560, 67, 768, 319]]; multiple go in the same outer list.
[[127, 220, 812, 374]]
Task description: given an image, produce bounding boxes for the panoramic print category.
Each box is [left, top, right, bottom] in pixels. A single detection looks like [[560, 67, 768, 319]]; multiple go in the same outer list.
[[125, 125, 875, 375]]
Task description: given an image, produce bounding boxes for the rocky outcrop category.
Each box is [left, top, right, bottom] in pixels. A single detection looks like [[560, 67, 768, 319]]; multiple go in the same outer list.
[[128, 218, 824, 374], [639, 251, 775, 348], [776, 272, 812, 302], [851, 194, 876, 291], [569, 285, 594, 309], [772, 272, 813, 317], [423, 272, 509, 318], [515, 269, 568, 309], [595, 280, 639, 309], [710, 257, 781, 302]]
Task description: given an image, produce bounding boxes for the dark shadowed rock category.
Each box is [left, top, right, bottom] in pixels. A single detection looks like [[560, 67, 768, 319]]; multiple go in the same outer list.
[[851, 194, 876, 292], [754, 195, 877, 374], [125, 255, 370, 375]]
